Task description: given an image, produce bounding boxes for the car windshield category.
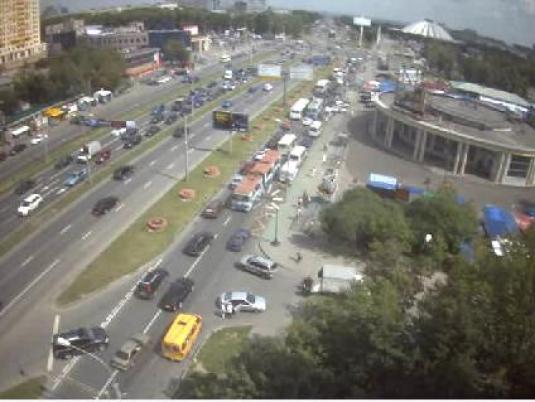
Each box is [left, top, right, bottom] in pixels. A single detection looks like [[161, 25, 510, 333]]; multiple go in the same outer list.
[[246, 293, 255, 303], [116, 350, 129, 360], [21, 201, 31, 207]]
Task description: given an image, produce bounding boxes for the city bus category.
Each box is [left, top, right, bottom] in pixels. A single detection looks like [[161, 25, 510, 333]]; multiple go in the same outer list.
[[161, 313, 202, 362], [289, 98, 310, 120]]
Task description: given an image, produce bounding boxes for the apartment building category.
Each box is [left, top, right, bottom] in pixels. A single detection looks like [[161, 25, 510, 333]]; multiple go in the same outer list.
[[0, 0, 46, 68]]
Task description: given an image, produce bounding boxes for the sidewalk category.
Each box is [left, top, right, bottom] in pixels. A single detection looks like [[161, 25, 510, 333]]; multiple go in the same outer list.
[[256, 102, 360, 283]]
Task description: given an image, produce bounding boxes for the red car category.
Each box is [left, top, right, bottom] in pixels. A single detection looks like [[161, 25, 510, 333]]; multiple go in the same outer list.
[[95, 149, 111, 164]]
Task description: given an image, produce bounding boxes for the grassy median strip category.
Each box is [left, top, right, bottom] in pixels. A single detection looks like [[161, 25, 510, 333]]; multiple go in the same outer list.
[[56, 70, 326, 306], [194, 326, 252, 374], [0, 376, 45, 399], [0, 66, 288, 259], [0, 51, 278, 197]]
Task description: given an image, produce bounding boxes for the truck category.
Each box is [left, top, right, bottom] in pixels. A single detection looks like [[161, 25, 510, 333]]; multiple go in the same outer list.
[[77, 140, 102, 163], [302, 265, 364, 295], [289, 98, 310, 120]]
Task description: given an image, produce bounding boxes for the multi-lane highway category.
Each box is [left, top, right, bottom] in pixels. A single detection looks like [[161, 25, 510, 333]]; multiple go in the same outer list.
[[0, 42, 284, 242], [0, 25, 335, 396]]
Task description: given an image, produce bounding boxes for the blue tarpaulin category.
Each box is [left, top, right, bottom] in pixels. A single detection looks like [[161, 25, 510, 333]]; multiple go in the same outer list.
[[367, 173, 398, 191], [378, 80, 398, 93], [482, 204, 519, 238]]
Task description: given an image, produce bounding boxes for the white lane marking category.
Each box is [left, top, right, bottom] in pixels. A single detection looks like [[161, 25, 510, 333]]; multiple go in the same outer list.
[[149, 160, 156, 166], [114, 145, 123, 152], [20, 255, 34, 267], [47, 314, 61, 372], [51, 357, 80, 391], [60, 224, 72, 235], [124, 178, 132, 185], [99, 257, 163, 330], [115, 203, 124, 212], [48, 178, 60, 187], [205, 134, 212, 141], [143, 310, 162, 334], [171, 145, 178, 151], [213, 233, 219, 239], [97, 370, 119, 399], [143, 180, 152, 189], [56, 188, 66, 195], [50, 171, 63, 180], [187, 148, 194, 154], [0, 258, 60, 318], [223, 216, 231, 227], [184, 245, 210, 278], [43, 187, 58, 198], [81, 231, 92, 240], [166, 162, 175, 170]]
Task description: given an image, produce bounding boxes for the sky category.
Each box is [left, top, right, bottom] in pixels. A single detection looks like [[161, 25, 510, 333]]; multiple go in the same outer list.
[[40, 0, 535, 47]]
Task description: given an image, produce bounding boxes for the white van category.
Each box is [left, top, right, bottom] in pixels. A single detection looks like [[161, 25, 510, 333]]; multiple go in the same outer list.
[[308, 121, 322, 137], [277, 133, 297, 155], [9, 125, 31, 138], [288, 145, 307, 166], [220, 54, 231, 63]]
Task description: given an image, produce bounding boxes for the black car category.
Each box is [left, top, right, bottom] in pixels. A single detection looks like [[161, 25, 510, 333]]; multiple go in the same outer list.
[[92, 196, 119, 216], [299, 136, 314, 149], [124, 135, 142, 149], [113, 165, 134, 181], [14, 179, 36, 195], [158, 277, 195, 312], [52, 327, 109, 359], [226, 228, 251, 252], [145, 125, 160, 136], [134, 268, 169, 299], [173, 126, 185, 138], [183, 232, 214, 256], [164, 113, 178, 125], [9, 144, 27, 156], [207, 81, 218, 88], [54, 155, 74, 170], [150, 114, 164, 125]]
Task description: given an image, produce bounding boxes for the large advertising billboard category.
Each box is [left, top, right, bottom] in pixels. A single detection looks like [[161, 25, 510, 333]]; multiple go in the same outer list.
[[212, 111, 249, 131], [353, 16, 371, 26], [258, 64, 281, 78]]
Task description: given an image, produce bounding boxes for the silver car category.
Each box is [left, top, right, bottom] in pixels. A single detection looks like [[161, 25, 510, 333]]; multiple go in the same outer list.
[[218, 291, 266, 312], [238, 255, 278, 279]]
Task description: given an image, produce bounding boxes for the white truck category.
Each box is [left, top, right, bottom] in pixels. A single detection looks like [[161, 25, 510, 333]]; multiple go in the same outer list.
[[77, 140, 102, 163], [303, 265, 364, 295], [279, 145, 307, 183]]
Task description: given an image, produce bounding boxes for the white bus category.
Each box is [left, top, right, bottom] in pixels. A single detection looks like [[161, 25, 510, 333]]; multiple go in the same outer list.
[[306, 98, 324, 120], [289, 98, 310, 120]]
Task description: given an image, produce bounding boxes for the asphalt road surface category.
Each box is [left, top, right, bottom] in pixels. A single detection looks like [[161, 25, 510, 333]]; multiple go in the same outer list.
[[0, 42, 283, 241]]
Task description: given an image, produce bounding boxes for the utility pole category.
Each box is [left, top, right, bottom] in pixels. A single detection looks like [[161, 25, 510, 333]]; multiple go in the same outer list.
[[282, 71, 288, 109]]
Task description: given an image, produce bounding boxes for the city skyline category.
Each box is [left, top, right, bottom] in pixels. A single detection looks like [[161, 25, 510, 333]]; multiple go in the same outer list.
[[40, 0, 535, 47]]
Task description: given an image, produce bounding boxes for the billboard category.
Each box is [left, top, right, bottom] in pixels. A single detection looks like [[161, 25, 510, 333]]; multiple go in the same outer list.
[[258, 64, 281, 78], [213, 110, 233, 129], [289, 64, 313, 81], [212, 111, 249, 131], [353, 16, 371, 26], [182, 25, 199, 36]]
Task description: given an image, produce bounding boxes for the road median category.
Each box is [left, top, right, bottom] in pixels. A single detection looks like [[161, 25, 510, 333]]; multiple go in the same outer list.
[[56, 69, 329, 306]]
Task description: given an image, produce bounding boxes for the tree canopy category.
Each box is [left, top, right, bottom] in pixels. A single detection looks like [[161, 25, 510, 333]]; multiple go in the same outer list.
[[177, 185, 535, 398], [162, 39, 191, 64], [320, 188, 413, 253]]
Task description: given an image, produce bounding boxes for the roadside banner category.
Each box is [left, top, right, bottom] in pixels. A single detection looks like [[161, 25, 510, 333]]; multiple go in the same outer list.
[[289, 64, 314, 81], [258, 64, 281, 78]]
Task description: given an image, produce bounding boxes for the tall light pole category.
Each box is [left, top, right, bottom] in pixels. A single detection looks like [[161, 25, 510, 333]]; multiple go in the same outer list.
[[54, 338, 121, 399]]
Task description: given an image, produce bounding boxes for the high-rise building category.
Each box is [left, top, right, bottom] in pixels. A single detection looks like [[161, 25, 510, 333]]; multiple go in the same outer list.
[[0, 0, 46, 69]]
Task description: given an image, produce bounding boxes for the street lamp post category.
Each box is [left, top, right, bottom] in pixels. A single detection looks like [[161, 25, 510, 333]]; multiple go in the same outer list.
[[54, 338, 121, 399]]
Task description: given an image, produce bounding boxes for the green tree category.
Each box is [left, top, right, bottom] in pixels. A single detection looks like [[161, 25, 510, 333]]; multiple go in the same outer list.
[[405, 186, 478, 253], [320, 188, 413, 252], [162, 39, 191, 64]]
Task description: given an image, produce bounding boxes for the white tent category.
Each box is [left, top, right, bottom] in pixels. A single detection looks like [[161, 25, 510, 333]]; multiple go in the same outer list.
[[401, 20, 453, 42]]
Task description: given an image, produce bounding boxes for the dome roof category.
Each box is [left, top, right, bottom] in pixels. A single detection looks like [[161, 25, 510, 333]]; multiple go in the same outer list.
[[401, 20, 453, 42]]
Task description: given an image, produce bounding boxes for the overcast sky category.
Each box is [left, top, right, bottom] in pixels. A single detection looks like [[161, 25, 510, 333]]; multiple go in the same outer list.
[[269, 0, 535, 47], [41, 0, 535, 47]]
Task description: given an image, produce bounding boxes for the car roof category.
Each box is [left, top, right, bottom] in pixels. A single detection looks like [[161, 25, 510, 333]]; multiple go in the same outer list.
[[25, 193, 41, 202], [246, 255, 273, 266]]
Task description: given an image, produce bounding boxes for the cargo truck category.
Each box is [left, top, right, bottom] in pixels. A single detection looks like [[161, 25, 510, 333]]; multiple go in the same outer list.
[[77, 140, 102, 163]]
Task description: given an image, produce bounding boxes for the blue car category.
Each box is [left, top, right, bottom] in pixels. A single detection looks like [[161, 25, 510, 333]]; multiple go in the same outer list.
[[221, 100, 233, 109], [226, 228, 251, 252], [64, 168, 88, 187]]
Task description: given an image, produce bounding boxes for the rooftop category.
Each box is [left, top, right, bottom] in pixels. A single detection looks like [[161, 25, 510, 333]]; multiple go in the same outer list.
[[380, 92, 535, 151], [450, 81, 530, 109]]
